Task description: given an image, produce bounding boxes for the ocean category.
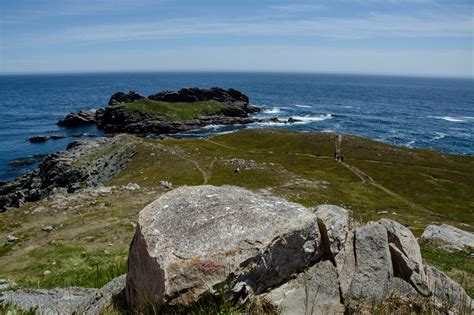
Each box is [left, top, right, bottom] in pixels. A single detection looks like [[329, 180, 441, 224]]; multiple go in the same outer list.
[[0, 72, 473, 180]]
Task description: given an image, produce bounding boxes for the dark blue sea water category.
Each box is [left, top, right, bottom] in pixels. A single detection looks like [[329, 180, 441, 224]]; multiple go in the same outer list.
[[0, 72, 473, 180]]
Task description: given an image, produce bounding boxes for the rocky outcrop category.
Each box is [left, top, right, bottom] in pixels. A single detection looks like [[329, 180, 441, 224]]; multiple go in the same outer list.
[[57, 111, 97, 127], [313, 204, 350, 258], [125, 185, 322, 311], [420, 224, 474, 252], [425, 265, 473, 312], [378, 219, 430, 296], [348, 222, 394, 302], [1, 275, 126, 314], [148, 87, 249, 107], [123, 187, 472, 313], [0, 135, 137, 211], [108, 91, 145, 106]]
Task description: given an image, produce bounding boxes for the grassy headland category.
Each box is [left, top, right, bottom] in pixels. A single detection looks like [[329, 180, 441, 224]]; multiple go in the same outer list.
[[120, 99, 227, 121], [0, 129, 472, 296]]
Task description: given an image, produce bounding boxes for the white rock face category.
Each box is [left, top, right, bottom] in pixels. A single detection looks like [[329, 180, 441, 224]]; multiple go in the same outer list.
[[314, 204, 350, 257], [263, 260, 344, 315], [348, 222, 393, 302], [420, 224, 474, 252], [125, 185, 322, 310], [378, 219, 430, 296]]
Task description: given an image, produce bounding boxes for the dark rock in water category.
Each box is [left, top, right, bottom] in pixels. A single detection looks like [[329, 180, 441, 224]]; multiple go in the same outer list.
[[57, 111, 97, 127], [9, 159, 37, 168], [108, 91, 145, 106], [29, 135, 66, 143], [288, 117, 302, 123], [29, 136, 50, 143], [1, 135, 138, 212]]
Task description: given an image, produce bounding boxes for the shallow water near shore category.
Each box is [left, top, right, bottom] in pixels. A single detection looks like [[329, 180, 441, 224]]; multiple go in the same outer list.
[[0, 72, 473, 180]]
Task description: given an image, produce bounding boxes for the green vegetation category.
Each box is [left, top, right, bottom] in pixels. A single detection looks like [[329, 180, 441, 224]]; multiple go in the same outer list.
[[121, 99, 227, 121], [1, 128, 472, 301]]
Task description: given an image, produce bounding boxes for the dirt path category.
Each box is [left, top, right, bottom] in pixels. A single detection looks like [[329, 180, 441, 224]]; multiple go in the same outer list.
[[332, 134, 437, 215]]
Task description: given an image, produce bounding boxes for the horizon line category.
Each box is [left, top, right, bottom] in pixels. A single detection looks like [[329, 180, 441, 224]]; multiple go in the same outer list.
[[0, 69, 472, 80]]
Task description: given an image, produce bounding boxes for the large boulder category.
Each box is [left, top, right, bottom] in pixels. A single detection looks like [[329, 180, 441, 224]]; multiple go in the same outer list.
[[125, 185, 322, 311], [262, 259, 344, 315], [347, 222, 393, 302], [313, 204, 350, 258], [420, 224, 474, 252], [378, 219, 430, 296]]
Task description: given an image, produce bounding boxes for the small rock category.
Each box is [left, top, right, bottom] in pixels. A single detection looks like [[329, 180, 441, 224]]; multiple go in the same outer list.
[[42, 225, 55, 232], [377, 210, 388, 215], [159, 180, 172, 189], [234, 167, 240, 173], [5, 235, 20, 244], [124, 183, 140, 191], [43, 270, 51, 276]]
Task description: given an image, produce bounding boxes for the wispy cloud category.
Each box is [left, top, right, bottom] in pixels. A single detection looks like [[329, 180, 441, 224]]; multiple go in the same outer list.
[[12, 12, 470, 45], [270, 4, 325, 13]]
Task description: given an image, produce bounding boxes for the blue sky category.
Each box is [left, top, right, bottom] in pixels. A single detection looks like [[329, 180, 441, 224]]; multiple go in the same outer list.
[[0, 0, 473, 77]]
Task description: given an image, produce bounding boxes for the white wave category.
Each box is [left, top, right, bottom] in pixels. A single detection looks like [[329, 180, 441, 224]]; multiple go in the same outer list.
[[429, 116, 474, 123], [88, 108, 97, 112], [202, 124, 226, 130], [432, 132, 447, 141], [405, 140, 416, 147], [263, 107, 282, 114], [294, 104, 312, 108], [289, 114, 333, 123]]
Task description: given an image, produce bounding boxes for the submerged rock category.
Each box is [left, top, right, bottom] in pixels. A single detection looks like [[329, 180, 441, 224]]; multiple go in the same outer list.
[[420, 224, 474, 252], [125, 185, 322, 311]]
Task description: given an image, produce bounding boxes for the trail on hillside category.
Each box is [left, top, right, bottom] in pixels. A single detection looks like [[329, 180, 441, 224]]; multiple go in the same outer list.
[[333, 134, 438, 216]]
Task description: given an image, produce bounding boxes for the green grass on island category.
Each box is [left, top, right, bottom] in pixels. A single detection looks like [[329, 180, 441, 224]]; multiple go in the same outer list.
[[0, 129, 472, 298], [120, 99, 228, 121]]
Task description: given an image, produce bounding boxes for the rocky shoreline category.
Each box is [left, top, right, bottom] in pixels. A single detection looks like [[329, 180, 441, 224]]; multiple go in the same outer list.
[[0, 135, 138, 211]]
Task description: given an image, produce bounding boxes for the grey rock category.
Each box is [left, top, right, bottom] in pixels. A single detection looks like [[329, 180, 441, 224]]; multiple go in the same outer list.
[[159, 180, 172, 189], [389, 277, 419, 301], [0, 279, 18, 292], [125, 185, 322, 311], [348, 222, 393, 302], [314, 204, 350, 257], [425, 265, 473, 313], [263, 259, 344, 315], [420, 224, 474, 252], [42, 225, 54, 232], [1, 275, 126, 314], [124, 183, 140, 191], [334, 230, 356, 301], [378, 219, 430, 296]]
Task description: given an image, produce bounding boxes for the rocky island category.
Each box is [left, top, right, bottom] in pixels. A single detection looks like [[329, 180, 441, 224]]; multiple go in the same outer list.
[[58, 87, 267, 134], [1, 89, 473, 313]]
